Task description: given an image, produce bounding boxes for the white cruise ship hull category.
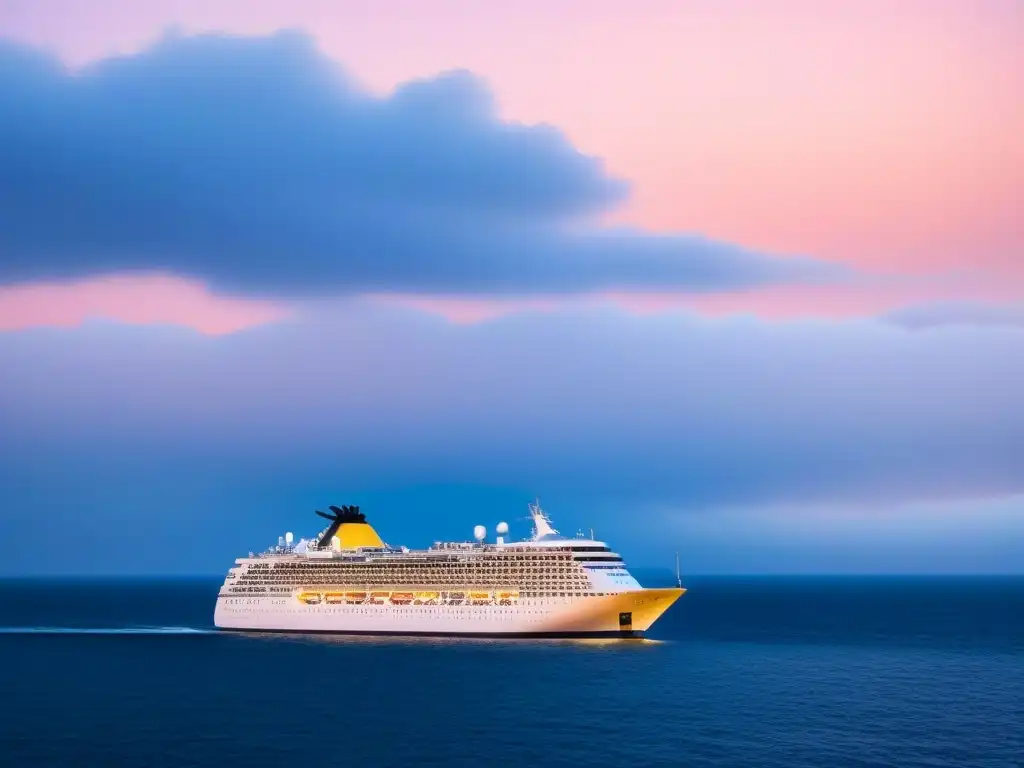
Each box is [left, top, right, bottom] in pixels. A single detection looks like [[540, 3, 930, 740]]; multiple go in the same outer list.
[[214, 588, 684, 638]]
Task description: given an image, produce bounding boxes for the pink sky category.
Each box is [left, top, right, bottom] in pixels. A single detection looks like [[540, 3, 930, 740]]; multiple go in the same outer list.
[[1, 0, 1021, 331], [0, 275, 287, 334]]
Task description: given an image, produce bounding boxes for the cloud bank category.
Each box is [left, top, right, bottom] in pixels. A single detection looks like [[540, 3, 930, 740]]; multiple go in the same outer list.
[[0, 30, 844, 298], [4, 303, 1021, 504], [0, 301, 1021, 573]]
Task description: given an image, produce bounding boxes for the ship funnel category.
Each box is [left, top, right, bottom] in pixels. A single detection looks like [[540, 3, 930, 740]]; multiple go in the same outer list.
[[314, 504, 373, 549]]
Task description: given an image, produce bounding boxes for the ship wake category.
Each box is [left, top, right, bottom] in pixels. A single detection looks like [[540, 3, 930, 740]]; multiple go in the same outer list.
[[0, 626, 213, 635]]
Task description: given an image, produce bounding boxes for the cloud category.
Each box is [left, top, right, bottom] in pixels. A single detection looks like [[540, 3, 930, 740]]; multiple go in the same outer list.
[[0, 30, 844, 298], [885, 301, 1024, 330], [2, 304, 1021, 507], [1, 305, 1021, 573]]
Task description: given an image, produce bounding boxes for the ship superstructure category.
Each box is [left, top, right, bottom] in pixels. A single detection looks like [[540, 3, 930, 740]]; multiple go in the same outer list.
[[214, 501, 684, 637]]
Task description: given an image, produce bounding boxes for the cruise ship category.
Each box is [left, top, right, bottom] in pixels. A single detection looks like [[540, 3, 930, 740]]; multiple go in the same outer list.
[[214, 501, 685, 637]]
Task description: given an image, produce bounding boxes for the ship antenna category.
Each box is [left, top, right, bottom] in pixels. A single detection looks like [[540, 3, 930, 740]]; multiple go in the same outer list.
[[675, 551, 682, 589]]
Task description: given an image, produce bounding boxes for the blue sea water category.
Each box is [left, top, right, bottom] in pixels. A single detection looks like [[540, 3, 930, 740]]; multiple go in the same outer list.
[[1, 576, 1020, 768]]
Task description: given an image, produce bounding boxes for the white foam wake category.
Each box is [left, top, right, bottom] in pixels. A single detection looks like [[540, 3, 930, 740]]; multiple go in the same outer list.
[[0, 626, 213, 635]]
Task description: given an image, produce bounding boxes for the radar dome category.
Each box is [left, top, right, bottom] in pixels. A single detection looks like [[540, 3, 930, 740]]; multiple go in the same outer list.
[[496, 521, 509, 535], [473, 525, 487, 541]]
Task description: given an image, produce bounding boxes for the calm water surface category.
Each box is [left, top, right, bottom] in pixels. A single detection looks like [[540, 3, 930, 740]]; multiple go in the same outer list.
[[1, 576, 1020, 768]]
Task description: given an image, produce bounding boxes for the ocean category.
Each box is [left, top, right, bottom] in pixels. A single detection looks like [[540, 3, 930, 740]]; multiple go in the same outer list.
[[1, 576, 1020, 768]]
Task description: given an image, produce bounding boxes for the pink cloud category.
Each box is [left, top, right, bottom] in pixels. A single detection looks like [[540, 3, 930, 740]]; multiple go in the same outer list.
[[5, 270, 1013, 331], [0, 275, 287, 334]]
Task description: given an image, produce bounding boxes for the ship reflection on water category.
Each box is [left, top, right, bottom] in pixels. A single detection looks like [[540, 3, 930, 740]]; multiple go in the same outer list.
[[233, 630, 666, 650]]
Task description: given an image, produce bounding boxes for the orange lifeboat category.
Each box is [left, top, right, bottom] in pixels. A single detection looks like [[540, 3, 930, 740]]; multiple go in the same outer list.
[[344, 592, 368, 604], [298, 592, 322, 605], [324, 593, 345, 604], [390, 592, 414, 605], [368, 592, 389, 604]]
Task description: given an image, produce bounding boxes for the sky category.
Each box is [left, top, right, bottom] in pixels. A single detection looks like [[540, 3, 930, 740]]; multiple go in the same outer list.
[[0, 0, 1021, 575]]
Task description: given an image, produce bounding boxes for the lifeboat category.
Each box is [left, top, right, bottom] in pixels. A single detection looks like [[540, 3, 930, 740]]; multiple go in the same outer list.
[[368, 592, 389, 605], [390, 592, 414, 605], [344, 592, 367, 604], [468, 591, 492, 605], [414, 592, 441, 605], [446, 592, 465, 604], [298, 592, 322, 605], [324, 593, 345, 604], [497, 591, 519, 605]]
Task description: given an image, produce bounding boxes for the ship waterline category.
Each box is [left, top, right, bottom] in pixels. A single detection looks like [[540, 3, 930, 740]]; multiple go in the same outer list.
[[215, 502, 685, 637]]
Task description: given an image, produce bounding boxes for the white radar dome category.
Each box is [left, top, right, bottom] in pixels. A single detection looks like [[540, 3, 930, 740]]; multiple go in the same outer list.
[[473, 525, 487, 541], [496, 521, 509, 535], [285, 531, 294, 544]]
